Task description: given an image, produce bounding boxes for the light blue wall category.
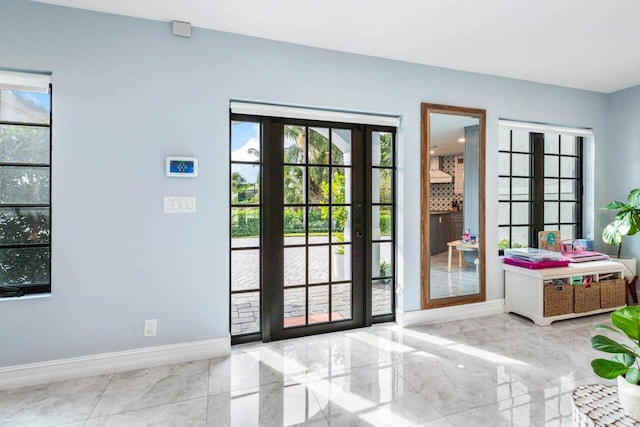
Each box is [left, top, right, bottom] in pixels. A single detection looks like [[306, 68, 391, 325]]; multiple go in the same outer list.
[[1, 0, 611, 366], [601, 86, 640, 261]]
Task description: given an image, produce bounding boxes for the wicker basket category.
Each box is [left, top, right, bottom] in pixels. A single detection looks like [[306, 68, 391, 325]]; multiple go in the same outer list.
[[544, 283, 574, 316], [574, 282, 601, 313], [600, 278, 627, 309]]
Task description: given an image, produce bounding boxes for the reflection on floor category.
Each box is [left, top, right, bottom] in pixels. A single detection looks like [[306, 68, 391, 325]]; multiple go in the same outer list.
[[430, 250, 479, 299], [0, 312, 613, 426]]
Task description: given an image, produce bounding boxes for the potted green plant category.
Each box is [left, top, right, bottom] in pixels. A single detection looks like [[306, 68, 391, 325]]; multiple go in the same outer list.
[[602, 188, 640, 258], [591, 306, 640, 419], [380, 261, 391, 284], [602, 188, 640, 279]]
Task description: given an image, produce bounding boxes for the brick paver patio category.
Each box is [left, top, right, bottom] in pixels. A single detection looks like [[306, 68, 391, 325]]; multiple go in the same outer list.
[[231, 237, 392, 335]]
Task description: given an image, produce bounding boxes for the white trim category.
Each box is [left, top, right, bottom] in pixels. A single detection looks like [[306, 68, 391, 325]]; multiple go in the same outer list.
[[0, 337, 230, 391], [0, 293, 50, 303], [230, 101, 400, 127], [0, 70, 51, 93], [397, 299, 505, 327], [498, 119, 593, 137]]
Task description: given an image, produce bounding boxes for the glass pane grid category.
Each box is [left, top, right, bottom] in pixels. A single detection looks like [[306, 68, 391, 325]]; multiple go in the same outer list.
[[372, 131, 392, 167], [232, 120, 396, 335], [372, 141, 394, 316], [231, 249, 260, 292], [231, 291, 261, 335], [498, 129, 582, 248], [0, 125, 50, 164], [332, 283, 351, 321], [231, 162, 260, 205], [308, 285, 330, 324], [512, 130, 530, 152], [282, 125, 357, 328], [372, 279, 393, 316], [0, 90, 51, 125], [284, 288, 307, 328], [284, 125, 306, 164], [308, 127, 329, 165], [0, 246, 50, 285], [0, 207, 50, 245], [230, 121, 263, 337], [1, 89, 52, 295]]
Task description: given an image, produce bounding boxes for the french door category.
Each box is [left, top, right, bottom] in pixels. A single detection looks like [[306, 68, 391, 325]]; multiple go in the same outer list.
[[230, 114, 395, 343]]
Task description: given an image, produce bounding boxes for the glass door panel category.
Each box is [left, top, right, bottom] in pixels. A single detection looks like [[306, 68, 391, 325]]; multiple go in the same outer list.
[[371, 131, 395, 317], [281, 124, 355, 331], [230, 120, 262, 338]]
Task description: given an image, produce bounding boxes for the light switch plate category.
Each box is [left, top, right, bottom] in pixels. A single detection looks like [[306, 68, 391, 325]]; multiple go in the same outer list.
[[164, 196, 196, 213]]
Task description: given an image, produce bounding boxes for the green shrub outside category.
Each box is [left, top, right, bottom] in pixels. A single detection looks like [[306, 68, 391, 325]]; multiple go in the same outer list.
[[380, 213, 391, 236], [232, 207, 332, 237], [233, 209, 392, 238], [231, 208, 260, 237]]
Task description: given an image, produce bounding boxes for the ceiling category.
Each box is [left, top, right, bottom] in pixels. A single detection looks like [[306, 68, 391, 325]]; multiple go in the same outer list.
[[32, 0, 640, 94], [430, 114, 478, 157]]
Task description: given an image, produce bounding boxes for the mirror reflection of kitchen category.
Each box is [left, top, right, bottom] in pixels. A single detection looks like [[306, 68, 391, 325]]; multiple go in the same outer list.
[[429, 113, 480, 299]]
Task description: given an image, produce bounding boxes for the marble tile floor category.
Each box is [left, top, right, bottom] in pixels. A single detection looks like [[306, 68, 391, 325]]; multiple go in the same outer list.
[[0, 312, 617, 426]]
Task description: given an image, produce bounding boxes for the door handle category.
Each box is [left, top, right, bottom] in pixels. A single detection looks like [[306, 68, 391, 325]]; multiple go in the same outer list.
[[356, 231, 364, 238]]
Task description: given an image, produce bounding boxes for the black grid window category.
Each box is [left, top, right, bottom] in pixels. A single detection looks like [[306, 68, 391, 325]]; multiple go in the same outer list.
[[0, 85, 52, 297], [370, 131, 395, 317], [498, 128, 583, 250], [229, 119, 262, 339]]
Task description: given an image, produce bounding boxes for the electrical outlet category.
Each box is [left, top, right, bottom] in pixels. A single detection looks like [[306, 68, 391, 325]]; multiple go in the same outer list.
[[144, 319, 157, 337]]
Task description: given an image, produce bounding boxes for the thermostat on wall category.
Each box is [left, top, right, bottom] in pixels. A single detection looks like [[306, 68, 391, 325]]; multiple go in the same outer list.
[[166, 157, 198, 177]]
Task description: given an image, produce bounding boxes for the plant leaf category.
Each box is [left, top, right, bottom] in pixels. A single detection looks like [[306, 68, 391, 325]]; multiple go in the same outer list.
[[594, 324, 624, 335], [603, 222, 624, 245], [627, 368, 640, 384], [591, 335, 637, 355], [591, 359, 629, 379], [616, 211, 633, 235], [628, 188, 640, 206], [612, 306, 640, 341], [613, 353, 636, 367], [631, 211, 640, 236], [603, 201, 626, 210], [628, 210, 640, 236]]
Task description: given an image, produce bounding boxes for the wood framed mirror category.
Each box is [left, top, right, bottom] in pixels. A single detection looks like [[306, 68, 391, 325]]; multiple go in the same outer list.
[[421, 103, 486, 309]]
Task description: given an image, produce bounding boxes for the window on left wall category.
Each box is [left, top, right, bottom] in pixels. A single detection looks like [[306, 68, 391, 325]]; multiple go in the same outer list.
[[0, 71, 52, 297]]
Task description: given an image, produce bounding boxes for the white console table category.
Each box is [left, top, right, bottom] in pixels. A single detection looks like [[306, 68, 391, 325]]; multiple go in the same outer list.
[[503, 260, 625, 326]]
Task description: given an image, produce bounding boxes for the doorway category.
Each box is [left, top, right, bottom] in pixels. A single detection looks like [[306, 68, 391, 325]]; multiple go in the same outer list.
[[230, 111, 396, 343]]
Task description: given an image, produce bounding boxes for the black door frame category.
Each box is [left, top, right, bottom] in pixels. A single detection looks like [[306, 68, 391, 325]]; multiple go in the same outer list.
[[230, 113, 396, 344], [262, 118, 366, 341]]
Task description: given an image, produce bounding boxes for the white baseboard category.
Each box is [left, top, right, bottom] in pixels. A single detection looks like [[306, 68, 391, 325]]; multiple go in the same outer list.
[[0, 337, 230, 391], [397, 298, 505, 327]]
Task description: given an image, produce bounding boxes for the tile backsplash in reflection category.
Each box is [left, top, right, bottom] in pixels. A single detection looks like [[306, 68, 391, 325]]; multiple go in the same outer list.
[[430, 155, 460, 211]]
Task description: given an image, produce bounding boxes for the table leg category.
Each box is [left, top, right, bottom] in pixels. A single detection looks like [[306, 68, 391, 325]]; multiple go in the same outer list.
[[458, 250, 462, 269], [448, 246, 452, 272]]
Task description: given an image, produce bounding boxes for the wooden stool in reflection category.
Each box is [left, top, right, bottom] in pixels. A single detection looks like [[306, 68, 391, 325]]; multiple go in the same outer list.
[[447, 240, 479, 272]]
